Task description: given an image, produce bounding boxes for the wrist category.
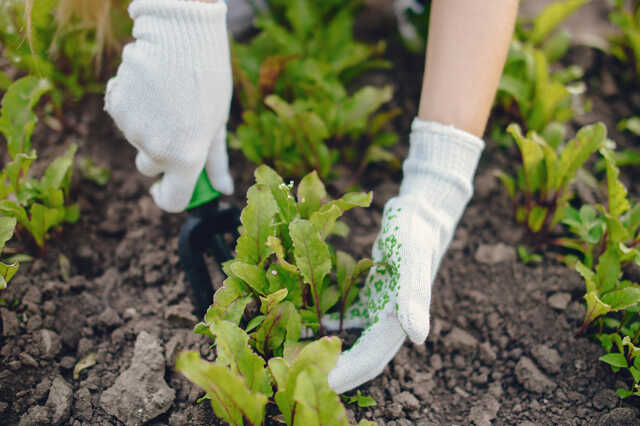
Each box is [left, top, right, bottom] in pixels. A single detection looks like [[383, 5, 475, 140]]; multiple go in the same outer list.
[[398, 118, 484, 217], [129, 0, 230, 70]]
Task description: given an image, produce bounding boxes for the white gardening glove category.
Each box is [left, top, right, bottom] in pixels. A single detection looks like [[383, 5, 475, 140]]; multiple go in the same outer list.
[[325, 119, 484, 394], [104, 0, 233, 212]]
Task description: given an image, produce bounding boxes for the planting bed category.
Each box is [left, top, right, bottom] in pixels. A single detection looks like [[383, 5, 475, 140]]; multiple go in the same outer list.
[[2, 3, 640, 425]]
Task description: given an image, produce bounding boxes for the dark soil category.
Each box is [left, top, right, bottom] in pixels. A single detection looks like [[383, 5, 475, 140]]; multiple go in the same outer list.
[[2, 3, 640, 426]]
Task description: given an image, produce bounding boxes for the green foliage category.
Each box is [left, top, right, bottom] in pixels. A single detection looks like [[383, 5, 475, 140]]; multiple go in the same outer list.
[[177, 166, 376, 425], [609, 0, 640, 74], [497, 122, 606, 236], [342, 390, 377, 408], [230, 0, 398, 180], [0, 76, 79, 249], [493, 0, 588, 141], [517, 245, 543, 264], [609, 0, 640, 137], [558, 150, 640, 332], [77, 156, 111, 186], [0, 217, 19, 290], [0, 0, 130, 106], [598, 331, 640, 398]]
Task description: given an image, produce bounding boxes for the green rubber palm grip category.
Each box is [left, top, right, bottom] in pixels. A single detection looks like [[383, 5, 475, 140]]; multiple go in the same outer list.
[[187, 170, 221, 210]]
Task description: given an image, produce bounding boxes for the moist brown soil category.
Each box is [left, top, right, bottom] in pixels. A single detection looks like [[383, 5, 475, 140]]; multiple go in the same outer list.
[[3, 4, 640, 426]]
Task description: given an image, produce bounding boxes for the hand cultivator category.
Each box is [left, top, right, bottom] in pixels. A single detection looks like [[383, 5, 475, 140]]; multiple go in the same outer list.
[[178, 171, 240, 317]]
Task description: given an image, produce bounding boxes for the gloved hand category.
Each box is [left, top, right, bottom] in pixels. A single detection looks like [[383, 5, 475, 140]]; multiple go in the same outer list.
[[324, 119, 484, 394], [104, 0, 233, 212]]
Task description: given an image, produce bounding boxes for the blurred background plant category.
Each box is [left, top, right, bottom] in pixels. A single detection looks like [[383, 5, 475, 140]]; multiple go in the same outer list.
[[0, 0, 131, 108]]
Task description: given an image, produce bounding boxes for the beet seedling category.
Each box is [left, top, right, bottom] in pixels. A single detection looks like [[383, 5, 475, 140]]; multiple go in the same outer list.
[[230, 0, 399, 180], [0, 77, 79, 250], [177, 165, 376, 425], [496, 122, 606, 240], [561, 149, 640, 335], [0, 0, 130, 107], [492, 0, 588, 144], [599, 333, 640, 398]]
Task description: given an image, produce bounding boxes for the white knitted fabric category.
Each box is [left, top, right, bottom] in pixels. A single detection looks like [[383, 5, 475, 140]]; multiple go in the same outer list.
[[326, 118, 484, 393], [104, 0, 233, 212]]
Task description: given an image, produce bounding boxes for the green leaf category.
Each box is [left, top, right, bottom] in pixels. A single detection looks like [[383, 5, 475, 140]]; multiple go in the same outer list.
[[289, 219, 331, 315], [270, 336, 345, 426], [542, 29, 571, 62], [576, 260, 597, 292], [297, 171, 327, 219], [42, 144, 77, 192], [5, 151, 36, 193], [599, 352, 628, 369], [266, 265, 303, 307], [617, 387, 634, 398], [334, 86, 393, 137], [584, 291, 611, 325], [235, 184, 278, 265], [557, 123, 606, 190], [596, 247, 621, 294], [327, 192, 373, 213], [493, 170, 516, 199], [618, 116, 640, 136], [0, 217, 17, 249], [228, 261, 269, 295], [602, 149, 631, 217], [208, 320, 273, 396], [601, 286, 640, 311], [78, 156, 110, 186], [542, 122, 567, 149], [310, 204, 342, 239], [175, 351, 269, 426], [205, 283, 252, 325], [528, 205, 548, 232], [0, 76, 52, 157], [265, 236, 299, 275], [507, 124, 546, 194], [260, 289, 289, 314], [530, 0, 589, 45], [254, 165, 298, 222], [252, 301, 301, 357], [0, 261, 19, 290], [343, 391, 377, 408]]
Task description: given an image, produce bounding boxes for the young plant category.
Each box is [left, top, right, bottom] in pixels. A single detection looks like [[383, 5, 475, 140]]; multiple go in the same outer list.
[[492, 0, 589, 143], [495, 122, 606, 239], [0, 76, 79, 249], [599, 332, 640, 398], [176, 165, 376, 425], [230, 0, 399, 181], [0, 0, 130, 106], [517, 245, 543, 264], [562, 149, 640, 335], [609, 0, 640, 75]]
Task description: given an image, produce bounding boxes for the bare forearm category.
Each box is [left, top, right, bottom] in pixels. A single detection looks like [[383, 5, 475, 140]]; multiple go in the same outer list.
[[418, 0, 518, 136]]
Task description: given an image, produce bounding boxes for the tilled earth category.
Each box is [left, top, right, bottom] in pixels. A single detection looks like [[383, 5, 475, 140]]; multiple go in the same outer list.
[[2, 3, 640, 425]]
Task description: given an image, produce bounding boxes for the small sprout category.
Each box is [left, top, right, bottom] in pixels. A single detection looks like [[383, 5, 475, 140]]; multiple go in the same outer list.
[[343, 390, 377, 408], [517, 245, 542, 265], [59, 254, 71, 282], [74, 352, 97, 380]]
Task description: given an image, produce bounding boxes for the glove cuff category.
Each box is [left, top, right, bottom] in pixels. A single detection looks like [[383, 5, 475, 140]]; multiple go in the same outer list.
[[128, 0, 230, 70], [399, 118, 484, 220]]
